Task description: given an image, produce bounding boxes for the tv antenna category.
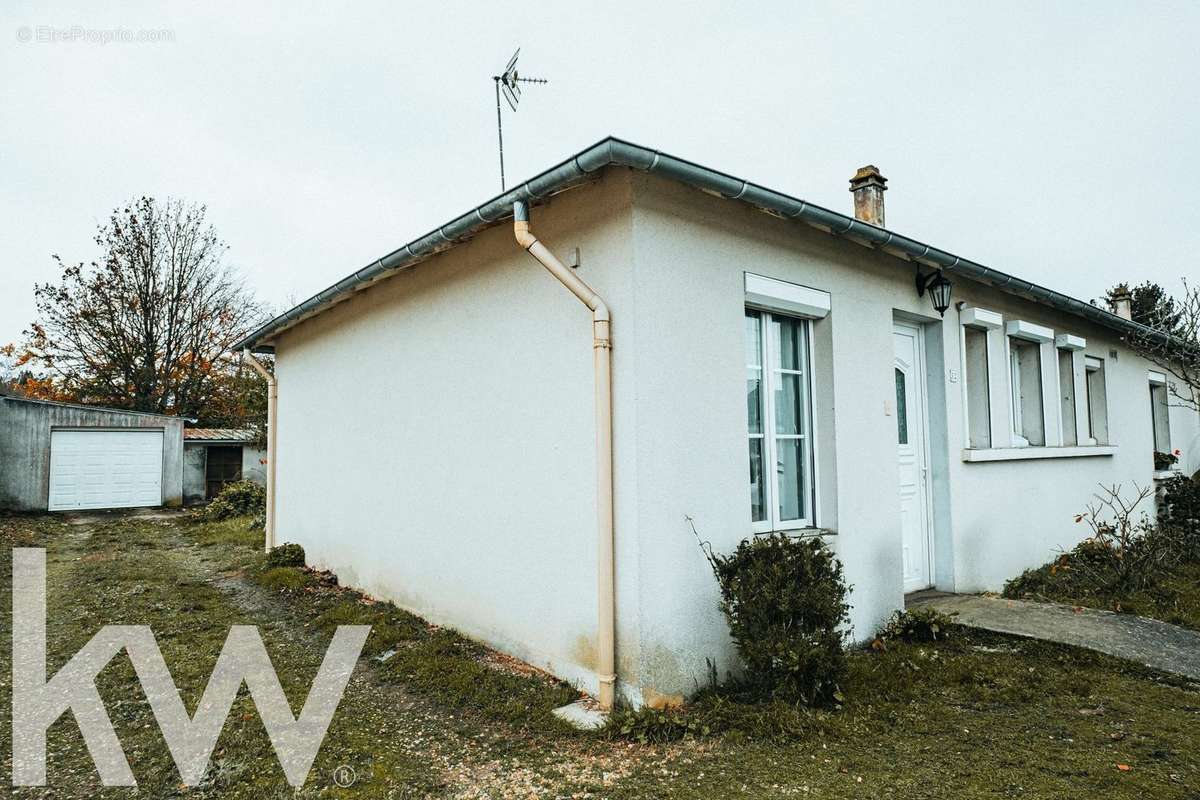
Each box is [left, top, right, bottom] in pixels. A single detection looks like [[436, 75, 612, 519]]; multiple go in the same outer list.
[[492, 48, 548, 190]]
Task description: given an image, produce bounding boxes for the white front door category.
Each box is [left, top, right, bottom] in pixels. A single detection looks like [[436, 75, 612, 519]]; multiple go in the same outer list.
[[48, 429, 164, 511], [893, 324, 933, 593]]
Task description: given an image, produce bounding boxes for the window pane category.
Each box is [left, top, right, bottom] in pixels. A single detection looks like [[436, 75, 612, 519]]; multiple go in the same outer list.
[[1058, 350, 1077, 446], [1151, 383, 1171, 453], [771, 316, 805, 372], [964, 327, 991, 448], [744, 311, 762, 367], [747, 369, 762, 433], [776, 438, 806, 521], [1012, 340, 1045, 446], [1085, 362, 1107, 444], [895, 368, 908, 444], [749, 438, 766, 522], [774, 373, 805, 435]]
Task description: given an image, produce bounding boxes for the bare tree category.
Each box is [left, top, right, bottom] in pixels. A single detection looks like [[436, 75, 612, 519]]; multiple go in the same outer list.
[[23, 197, 264, 417], [1120, 280, 1200, 412]]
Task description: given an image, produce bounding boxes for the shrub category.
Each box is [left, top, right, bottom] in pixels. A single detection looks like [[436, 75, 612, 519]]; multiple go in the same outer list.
[[1005, 482, 1199, 603], [873, 608, 957, 649], [202, 481, 266, 521], [1154, 450, 1180, 471], [701, 532, 851, 706], [256, 566, 313, 592], [1160, 475, 1200, 553], [266, 542, 305, 569]]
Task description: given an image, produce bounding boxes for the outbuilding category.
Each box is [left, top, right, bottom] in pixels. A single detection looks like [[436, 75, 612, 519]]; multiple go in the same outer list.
[[183, 428, 267, 503], [0, 393, 184, 511]]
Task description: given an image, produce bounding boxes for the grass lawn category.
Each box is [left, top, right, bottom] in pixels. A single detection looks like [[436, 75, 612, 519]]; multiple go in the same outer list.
[[3, 510, 1200, 798]]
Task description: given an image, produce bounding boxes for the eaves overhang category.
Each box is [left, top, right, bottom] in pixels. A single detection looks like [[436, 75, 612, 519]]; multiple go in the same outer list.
[[235, 136, 1164, 352]]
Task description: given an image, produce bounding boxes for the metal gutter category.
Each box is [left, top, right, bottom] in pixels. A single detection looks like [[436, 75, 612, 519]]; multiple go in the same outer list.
[[236, 136, 1162, 352]]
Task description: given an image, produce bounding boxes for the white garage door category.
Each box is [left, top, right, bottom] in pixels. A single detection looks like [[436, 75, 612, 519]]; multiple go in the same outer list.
[[48, 429, 164, 511]]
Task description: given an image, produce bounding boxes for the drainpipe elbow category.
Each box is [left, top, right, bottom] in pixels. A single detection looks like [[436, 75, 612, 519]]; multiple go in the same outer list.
[[593, 299, 610, 324], [514, 220, 537, 251], [513, 200, 537, 250]]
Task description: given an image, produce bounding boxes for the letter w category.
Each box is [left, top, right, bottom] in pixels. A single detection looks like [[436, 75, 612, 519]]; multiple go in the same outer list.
[[12, 548, 369, 787]]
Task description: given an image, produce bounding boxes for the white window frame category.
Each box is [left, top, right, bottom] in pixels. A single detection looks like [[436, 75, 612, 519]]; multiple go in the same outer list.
[[1005, 320, 1056, 448], [1149, 370, 1172, 454], [958, 307, 1003, 450], [1084, 355, 1108, 445], [746, 309, 817, 533], [1054, 333, 1087, 447]]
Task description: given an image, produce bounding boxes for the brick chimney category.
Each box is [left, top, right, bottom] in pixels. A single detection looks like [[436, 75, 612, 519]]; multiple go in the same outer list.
[[849, 165, 887, 227], [1110, 284, 1133, 320]]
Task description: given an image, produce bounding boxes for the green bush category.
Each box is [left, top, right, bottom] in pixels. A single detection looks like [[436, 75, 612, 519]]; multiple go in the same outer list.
[[702, 533, 851, 706], [256, 566, 313, 592], [1160, 475, 1200, 558], [873, 608, 957, 648], [202, 481, 266, 521], [266, 542, 305, 569]]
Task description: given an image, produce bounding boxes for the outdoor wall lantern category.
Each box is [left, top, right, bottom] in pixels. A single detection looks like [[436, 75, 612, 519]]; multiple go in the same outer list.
[[916, 269, 953, 317]]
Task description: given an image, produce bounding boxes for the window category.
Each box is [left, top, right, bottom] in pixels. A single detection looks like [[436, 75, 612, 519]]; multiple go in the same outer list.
[[1149, 372, 1172, 455], [894, 368, 908, 444], [1054, 334, 1087, 447], [1057, 349, 1077, 446], [746, 309, 815, 530], [1009, 338, 1045, 446], [1084, 356, 1108, 445], [963, 327, 991, 448]]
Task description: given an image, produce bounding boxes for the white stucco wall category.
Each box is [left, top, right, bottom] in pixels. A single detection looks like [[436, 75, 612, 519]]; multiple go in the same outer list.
[[269, 165, 1200, 705], [621, 172, 1200, 699], [242, 446, 267, 484], [273, 174, 643, 701]]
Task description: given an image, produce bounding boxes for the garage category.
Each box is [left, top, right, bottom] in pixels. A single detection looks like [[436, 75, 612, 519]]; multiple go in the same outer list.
[[0, 393, 184, 511], [48, 429, 165, 511]]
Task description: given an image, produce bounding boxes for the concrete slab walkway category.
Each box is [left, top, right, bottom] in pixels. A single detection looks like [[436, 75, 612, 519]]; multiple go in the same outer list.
[[907, 593, 1200, 681]]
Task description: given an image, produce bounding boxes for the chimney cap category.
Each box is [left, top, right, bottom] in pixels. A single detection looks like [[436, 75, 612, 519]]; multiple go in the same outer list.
[[850, 165, 887, 190]]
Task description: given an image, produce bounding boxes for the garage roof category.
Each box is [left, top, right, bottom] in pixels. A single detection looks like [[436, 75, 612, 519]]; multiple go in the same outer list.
[[184, 428, 256, 442], [0, 393, 181, 420]]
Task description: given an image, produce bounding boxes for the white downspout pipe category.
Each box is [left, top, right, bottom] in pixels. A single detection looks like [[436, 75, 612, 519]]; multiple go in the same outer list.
[[513, 200, 616, 711], [243, 349, 277, 553]]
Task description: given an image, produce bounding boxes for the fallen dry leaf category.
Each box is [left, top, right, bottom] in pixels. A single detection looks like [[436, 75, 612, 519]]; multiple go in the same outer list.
[[1117, 764, 1132, 772]]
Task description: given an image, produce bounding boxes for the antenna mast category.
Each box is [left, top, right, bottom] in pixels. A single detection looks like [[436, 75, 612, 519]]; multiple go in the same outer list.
[[492, 48, 548, 190]]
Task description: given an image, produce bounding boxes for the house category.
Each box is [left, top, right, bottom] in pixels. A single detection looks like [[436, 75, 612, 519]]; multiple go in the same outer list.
[[183, 428, 267, 504], [0, 393, 185, 511], [235, 138, 1200, 709]]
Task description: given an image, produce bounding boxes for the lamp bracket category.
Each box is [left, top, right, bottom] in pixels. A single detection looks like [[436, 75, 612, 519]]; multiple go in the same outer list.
[[915, 269, 943, 297]]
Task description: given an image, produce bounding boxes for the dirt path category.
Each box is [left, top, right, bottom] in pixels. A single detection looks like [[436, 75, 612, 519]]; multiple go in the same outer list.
[[1, 511, 643, 799]]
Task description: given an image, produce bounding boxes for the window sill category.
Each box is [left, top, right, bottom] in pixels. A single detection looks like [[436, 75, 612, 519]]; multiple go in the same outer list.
[[962, 445, 1117, 462], [754, 527, 835, 537], [1153, 469, 1183, 481]]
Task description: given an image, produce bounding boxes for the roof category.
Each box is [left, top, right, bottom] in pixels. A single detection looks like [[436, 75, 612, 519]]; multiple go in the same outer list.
[[0, 393, 182, 420], [184, 428, 256, 442], [236, 136, 1158, 353]]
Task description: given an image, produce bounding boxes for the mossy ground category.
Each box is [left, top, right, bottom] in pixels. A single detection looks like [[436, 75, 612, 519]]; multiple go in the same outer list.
[[2, 510, 1199, 798]]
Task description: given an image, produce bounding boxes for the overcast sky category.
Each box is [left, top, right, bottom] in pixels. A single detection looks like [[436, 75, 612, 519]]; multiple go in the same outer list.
[[3, 1, 1198, 347]]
